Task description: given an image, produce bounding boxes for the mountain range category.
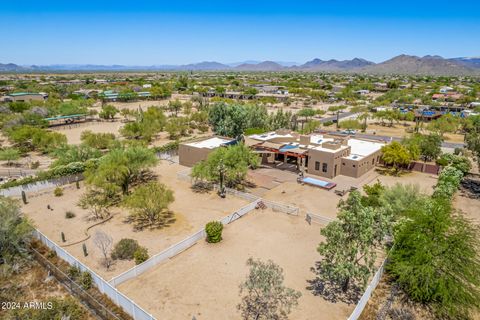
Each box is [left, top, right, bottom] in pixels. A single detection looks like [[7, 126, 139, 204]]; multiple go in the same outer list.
[[1, 55, 480, 75]]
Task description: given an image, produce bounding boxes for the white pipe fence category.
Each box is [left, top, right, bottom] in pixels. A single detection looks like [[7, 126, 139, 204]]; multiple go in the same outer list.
[[0, 174, 82, 197], [305, 212, 335, 225], [109, 199, 262, 288], [347, 259, 387, 320], [33, 229, 155, 320], [175, 171, 299, 215]]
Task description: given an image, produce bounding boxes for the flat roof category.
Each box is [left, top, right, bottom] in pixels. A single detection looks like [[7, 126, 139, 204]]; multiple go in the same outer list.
[[345, 139, 384, 160], [8, 92, 42, 96], [309, 134, 334, 145], [185, 137, 234, 149], [249, 131, 294, 141], [312, 144, 349, 153]]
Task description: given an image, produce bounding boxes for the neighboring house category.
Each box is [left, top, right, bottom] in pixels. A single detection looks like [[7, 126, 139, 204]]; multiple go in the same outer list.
[[178, 136, 237, 167], [355, 89, 370, 95], [432, 92, 463, 102], [2, 92, 48, 102], [439, 86, 454, 93]]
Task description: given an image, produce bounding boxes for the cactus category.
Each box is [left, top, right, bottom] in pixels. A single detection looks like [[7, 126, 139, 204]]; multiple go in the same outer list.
[[61, 232, 66, 243], [76, 179, 80, 189], [21, 191, 27, 204], [82, 243, 88, 256]]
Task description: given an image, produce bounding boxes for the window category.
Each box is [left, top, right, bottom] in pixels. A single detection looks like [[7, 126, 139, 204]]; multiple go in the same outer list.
[[322, 163, 328, 173], [315, 161, 320, 171], [353, 164, 356, 168], [342, 162, 346, 166]]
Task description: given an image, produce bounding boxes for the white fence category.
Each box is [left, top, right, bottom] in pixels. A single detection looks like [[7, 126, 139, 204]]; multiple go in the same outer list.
[[34, 230, 155, 320], [175, 171, 299, 215], [109, 199, 261, 287], [347, 259, 387, 320], [305, 212, 335, 225], [0, 174, 82, 197]]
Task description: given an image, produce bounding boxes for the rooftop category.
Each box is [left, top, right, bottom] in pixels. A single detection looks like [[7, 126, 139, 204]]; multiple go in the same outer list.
[[249, 131, 294, 141], [8, 92, 42, 96], [345, 139, 384, 159], [185, 137, 235, 149]]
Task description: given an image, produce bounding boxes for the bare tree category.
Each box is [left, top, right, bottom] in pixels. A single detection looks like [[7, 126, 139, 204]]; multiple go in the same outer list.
[[93, 230, 113, 270]]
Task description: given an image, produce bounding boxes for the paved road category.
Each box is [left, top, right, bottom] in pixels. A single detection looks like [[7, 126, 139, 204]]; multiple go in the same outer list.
[[319, 112, 355, 123]]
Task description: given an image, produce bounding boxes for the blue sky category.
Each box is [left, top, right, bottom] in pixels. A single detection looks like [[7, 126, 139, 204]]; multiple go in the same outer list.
[[1, 0, 479, 65]]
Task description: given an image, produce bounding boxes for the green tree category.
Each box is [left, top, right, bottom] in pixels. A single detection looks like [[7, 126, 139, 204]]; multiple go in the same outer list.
[[0, 148, 21, 165], [50, 145, 102, 167], [85, 146, 158, 195], [381, 141, 412, 174], [238, 258, 301, 320], [123, 182, 174, 230], [192, 144, 259, 188], [80, 130, 117, 149], [168, 99, 183, 117], [315, 191, 390, 293], [0, 196, 33, 267], [208, 102, 248, 137], [419, 133, 442, 162], [99, 105, 118, 120], [388, 198, 480, 319]]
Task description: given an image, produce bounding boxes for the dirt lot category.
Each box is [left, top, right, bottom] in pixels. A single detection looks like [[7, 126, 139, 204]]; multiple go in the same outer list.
[[21, 161, 248, 279], [50, 121, 124, 145], [364, 121, 465, 143], [118, 208, 353, 320], [248, 168, 438, 219]]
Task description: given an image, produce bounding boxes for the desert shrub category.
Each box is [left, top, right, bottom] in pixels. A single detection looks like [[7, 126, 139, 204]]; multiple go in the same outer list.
[[134, 246, 149, 264], [65, 211, 76, 219], [80, 271, 92, 290], [54, 187, 63, 197], [30, 161, 40, 169], [111, 238, 139, 260], [205, 221, 223, 243], [67, 266, 81, 280], [323, 120, 334, 127], [7, 297, 86, 320]]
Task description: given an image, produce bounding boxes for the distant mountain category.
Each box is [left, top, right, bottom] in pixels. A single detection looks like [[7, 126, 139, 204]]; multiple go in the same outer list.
[[299, 58, 374, 71], [0, 63, 26, 72], [2, 55, 480, 75], [235, 61, 284, 71], [177, 61, 230, 70], [449, 57, 480, 69], [362, 55, 476, 75], [228, 60, 298, 67]]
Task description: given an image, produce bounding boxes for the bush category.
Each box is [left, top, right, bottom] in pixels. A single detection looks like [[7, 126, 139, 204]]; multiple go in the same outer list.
[[30, 161, 40, 169], [67, 266, 81, 280], [323, 120, 334, 127], [54, 187, 63, 197], [205, 221, 223, 243], [111, 238, 139, 260], [134, 246, 149, 264], [80, 271, 92, 290], [65, 211, 76, 219]]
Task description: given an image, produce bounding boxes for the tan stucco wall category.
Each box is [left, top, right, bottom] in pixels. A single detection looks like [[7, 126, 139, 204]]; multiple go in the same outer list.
[[340, 150, 382, 178], [178, 144, 213, 167], [307, 147, 349, 179]]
